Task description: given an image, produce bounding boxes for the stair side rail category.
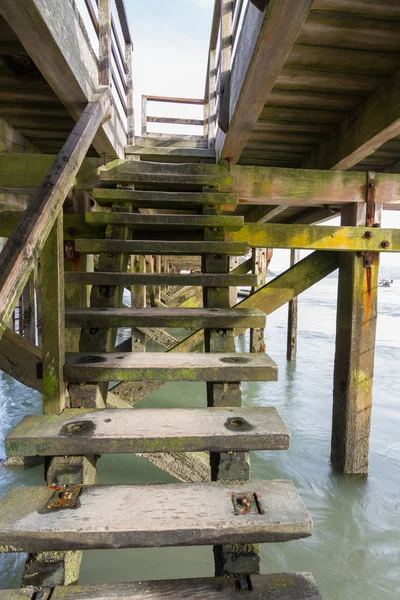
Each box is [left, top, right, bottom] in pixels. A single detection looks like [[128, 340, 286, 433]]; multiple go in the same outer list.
[[0, 86, 112, 340]]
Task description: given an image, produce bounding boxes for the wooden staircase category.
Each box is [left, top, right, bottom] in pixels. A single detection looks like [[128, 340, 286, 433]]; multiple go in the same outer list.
[[0, 150, 321, 598]]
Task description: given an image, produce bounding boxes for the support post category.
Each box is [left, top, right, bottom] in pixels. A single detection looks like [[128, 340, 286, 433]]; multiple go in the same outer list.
[[286, 249, 300, 361], [332, 178, 382, 475], [126, 42, 135, 145], [250, 248, 269, 352], [21, 272, 36, 343], [218, 0, 233, 133], [98, 0, 112, 87], [208, 48, 217, 149], [41, 213, 66, 416], [141, 96, 148, 137]]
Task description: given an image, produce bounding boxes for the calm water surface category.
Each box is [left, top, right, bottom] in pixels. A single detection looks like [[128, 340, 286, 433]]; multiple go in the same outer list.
[[1, 279, 399, 599]]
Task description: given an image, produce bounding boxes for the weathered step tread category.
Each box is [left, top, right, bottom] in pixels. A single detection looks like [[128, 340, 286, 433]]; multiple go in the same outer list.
[[126, 145, 216, 157], [8, 572, 322, 599], [65, 272, 258, 287], [65, 307, 266, 329], [75, 239, 250, 256], [0, 480, 312, 553], [64, 352, 278, 382], [85, 212, 244, 231], [6, 407, 289, 456], [92, 189, 238, 208]]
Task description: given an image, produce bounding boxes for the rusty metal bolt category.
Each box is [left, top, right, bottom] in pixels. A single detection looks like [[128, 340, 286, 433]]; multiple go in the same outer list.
[[372, 223, 381, 228], [59, 491, 72, 500], [364, 231, 373, 239], [213, 254, 221, 260], [89, 328, 98, 335], [217, 329, 226, 337], [364, 257, 373, 267], [381, 240, 390, 249], [106, 252, 115, 258]]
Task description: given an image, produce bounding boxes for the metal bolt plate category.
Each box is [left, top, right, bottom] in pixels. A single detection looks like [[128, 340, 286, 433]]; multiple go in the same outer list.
[[232, 492, 262, 515], [47, 485, 82, 509]]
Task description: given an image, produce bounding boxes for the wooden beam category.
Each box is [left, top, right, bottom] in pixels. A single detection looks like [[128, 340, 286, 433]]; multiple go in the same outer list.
[[244, 205, 288, 223], [220, 0, 314, 163], [0, 328, 42, 392], [0, 0, 125, 157], [0, 88, 111, 339], [227, 223, 400, 252], [303, 68, 400, 170], [218, 0, 233, 133]]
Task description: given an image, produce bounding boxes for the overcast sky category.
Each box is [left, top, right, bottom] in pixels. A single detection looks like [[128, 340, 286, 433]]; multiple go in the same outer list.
[[124, 1, 399, 272]]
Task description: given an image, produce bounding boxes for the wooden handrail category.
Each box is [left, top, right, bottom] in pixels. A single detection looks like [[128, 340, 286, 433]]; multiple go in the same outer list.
[[0, 87, 112, 339], [141, 95, 206, 138]]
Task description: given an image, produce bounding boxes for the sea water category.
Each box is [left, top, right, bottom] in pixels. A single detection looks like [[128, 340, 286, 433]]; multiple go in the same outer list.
[[1, 278, 399, 599]]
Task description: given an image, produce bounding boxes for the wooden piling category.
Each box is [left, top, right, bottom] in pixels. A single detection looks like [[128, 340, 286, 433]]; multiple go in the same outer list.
[[286, 249, 300, 361], [331, 200, 382, 475]]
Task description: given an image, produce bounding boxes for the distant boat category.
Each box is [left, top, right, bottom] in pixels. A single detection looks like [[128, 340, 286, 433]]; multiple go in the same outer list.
[[379, 267, 393, 287]]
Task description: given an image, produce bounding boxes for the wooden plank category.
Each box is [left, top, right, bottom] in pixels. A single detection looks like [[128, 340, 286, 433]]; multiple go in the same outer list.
[[126, 146, 215, 158], [227, 223, 400, 252], [85, 213, 244, 231], [0, 88, 111, 339], [41, 214, 66, 415], [313, 0, 400, 18], [100, 163, 233, 187], [221, 0, 314, 163], [147, 117, 204, 126], [244, 205, 288, 223], [275, 69, 382, 95], [65, 272, 258, 287], [75, 239, 250, 255], [98, 0, 112, 87], [65, 307, 266, 329], [303, 67, 400, 171], [6, 406, 289, 456], [43, 572, 323, 599], [64, 352, 278, 382], [0, 0, 125, 157], [0, 328, 42, 392], [218, 0, 233, 133], [126, 43, 134, 145], [0, 480, 311, 552], [331, 202, 381, 474], [92, 189, 238, 208]]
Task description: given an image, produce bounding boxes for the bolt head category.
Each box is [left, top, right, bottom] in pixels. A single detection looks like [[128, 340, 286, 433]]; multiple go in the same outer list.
[[381, 240, 390, 249]]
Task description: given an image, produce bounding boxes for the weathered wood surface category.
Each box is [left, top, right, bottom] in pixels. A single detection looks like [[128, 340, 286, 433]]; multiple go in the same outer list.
[[6, 407, 289, 456], [126, 146, 215, 158], [65, 307, 266, 329], [98, 0, 112, 87], [48, 572, 321, 599], [0, 480, 311, 552], [64, 352, 278, 382], [0, 591, 51, 600], [0, 328, 42, 392], [85, 213, 244, 231], [331, 203, 380, 474], [303, 67, 400, 171], [65, 271, 258, 287], [228, 223, 400, 252], [92, 189, 238, 209], [0, 87, 111, 339], [75, 239, 250, 256], [221, 0, 314, 163], [287, 249, 300, 361]]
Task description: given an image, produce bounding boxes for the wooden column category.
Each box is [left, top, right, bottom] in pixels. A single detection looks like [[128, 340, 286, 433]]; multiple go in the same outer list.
[[218, 0, 233, 133], [208, 49, 217, 149], [202, 198, 259, 576], [21, 272, 36, 343], [332, 194, 382, 475], [98, 0, 112, 87], [126, 42, 135, 145], [250, 248, 267, 353], [41, 213, 66, 416], [286, 249, 300, 361], [141, 96, 148, 137]]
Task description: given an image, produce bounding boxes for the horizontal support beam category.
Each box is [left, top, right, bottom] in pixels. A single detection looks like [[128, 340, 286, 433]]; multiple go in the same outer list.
[[0, 328, 42, 392], [228, 223, 400, 252]]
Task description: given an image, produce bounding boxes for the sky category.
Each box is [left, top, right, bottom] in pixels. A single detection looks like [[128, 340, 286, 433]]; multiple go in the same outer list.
[[122, 1, 400, 272]]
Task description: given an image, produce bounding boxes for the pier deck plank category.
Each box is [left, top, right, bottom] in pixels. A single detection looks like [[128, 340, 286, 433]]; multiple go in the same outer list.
[[65, 272, 258, 287], [0, 480, 312, 553], [92, 189, 238, 209], [74, 240, 250, 256], [64, 352, 278, 382], [6, 407, 289, 456]]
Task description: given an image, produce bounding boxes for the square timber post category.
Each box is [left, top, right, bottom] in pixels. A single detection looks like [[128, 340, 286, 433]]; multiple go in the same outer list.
[[331, 172, 382, 475]]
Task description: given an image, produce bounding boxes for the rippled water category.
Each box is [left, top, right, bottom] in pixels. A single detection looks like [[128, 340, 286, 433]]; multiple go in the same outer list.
[[1, 279, 400, 598]]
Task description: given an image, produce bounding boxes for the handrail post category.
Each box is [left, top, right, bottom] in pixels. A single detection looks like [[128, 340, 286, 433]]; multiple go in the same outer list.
[[141, 95, 148, 136], [99, 0, 112, 87], [126, 42, 135, 145], [208, 49, 217, 149], [218, 0, 233, 133]]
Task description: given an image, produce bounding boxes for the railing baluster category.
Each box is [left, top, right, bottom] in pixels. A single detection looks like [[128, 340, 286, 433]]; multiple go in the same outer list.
[[142, 95, 148, 137], [208, 49, 217, 149], [126, 42, 135, 145], [98, 0, 112, 87], [218, 0, 233, 133]]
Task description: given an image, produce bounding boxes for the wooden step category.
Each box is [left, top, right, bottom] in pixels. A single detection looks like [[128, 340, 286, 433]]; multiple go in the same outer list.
[[74, 239, 250, 256], [6, 407, 289, 456], [131, 136, 209, 149], [0, 480, 312, 553], [125, 146, 216, 164], [65, 307, 266, 329], [64, 352, 278, 383], [65, 271, 258, 287], [92, 189, 238, 209], [100, 161, 232, 187], [85, 212, 244, 231], [0, 572, 322, 599]]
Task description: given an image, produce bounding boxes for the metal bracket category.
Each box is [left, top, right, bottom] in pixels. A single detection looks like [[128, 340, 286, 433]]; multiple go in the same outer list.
[[362, 171, 377, 268], [47, 484, 82, 509], [64, 240, 75, 262], [232, 492, 262, 515]]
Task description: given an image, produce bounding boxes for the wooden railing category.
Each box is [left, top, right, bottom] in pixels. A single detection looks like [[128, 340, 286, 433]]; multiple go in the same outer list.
[[82, 0, 134, 144], [141, 95, 206, 139], [204, 0, 247, 148]]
